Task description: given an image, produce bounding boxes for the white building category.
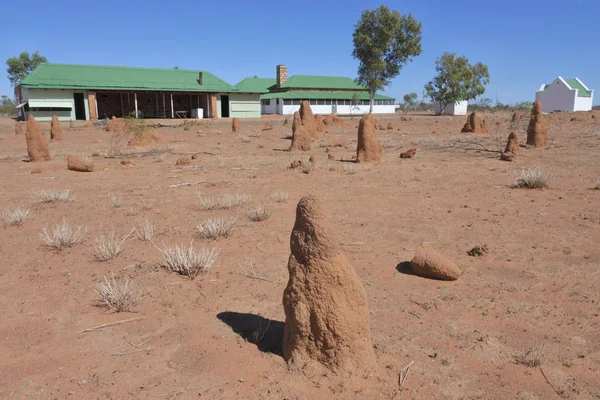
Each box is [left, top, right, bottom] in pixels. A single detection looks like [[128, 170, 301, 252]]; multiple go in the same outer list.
[[236, 65, 396, 116], [434, 100, 468, 116], [535, 77, 594, 113]]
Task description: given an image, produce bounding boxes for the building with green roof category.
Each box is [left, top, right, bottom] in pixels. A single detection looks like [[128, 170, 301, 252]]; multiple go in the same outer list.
[[536, 76, 594, 113], [18, 63, 259, 121], [237, 65, 395, 116]]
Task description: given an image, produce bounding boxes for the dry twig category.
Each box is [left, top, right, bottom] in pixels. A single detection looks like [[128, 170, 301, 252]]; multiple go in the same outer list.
[[76, 317, 146, 333]]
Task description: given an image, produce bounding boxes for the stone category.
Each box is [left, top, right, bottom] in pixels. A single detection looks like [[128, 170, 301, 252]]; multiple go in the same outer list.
[[386, 122, 393, 130], [461, 112, 489, 133], [15, 121, 27, 135], [411, 242, 461, 281], [283, 195, 376, 373], [262, 122, 273, 131], [500, 131, 519, 161], [120, 159, 135, 166], [175, 157, 191, 166], [191, 154, 198, 160], [50, 115, 63, 140], [356, 113, 382, 163], [25, 115, 51, 162], [399, 148, 417, 159], [232, 118, 240, 133], [67, 155, 94, 172], [526, 101, 548, 148]]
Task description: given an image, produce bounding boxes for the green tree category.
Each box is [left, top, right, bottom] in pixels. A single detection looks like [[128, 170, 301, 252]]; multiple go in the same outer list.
[[6, 51, 48, 87], [402, 92, 418, 113], [0, 95, 17, 117], [352, 5, 422, 113], [424, 52, 490, 114]]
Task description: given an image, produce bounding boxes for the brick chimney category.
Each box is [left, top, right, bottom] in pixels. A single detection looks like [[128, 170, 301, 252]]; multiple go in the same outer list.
[[276, 65, 287, 87]]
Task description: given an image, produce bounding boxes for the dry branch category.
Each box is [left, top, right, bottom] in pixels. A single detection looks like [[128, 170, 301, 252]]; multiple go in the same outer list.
[[76, 317, 146, 333]]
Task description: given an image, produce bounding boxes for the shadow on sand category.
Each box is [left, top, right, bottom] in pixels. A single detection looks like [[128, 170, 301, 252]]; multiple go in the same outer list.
[[217, 311, 284, 357]]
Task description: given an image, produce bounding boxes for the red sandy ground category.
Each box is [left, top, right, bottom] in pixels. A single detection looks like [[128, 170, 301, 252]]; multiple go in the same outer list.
[[0, 111, 599, 399]]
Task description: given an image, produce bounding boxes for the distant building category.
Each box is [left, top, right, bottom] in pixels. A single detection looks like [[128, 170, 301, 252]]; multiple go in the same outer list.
[[17, 63, 254, 121], [434, 100, 468, 116], [235, 65, 396, 115], [535, 77, 594, 113]]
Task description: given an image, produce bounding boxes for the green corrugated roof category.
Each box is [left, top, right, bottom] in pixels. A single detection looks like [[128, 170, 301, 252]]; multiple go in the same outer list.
[[280, 75, 366, 90], [564, 78, 592, 98], [21, 63, 236, 93], [260, 91, 394, 101], [234, 77, 276, 93]]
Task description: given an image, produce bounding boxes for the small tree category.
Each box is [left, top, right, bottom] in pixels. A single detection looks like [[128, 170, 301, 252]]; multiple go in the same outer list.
[[424, 52, 490, 114], [402, 93, 418, 114], [0, 95, 16, 117], [6, 51, 48, 88], [352, 5, 422, 113]]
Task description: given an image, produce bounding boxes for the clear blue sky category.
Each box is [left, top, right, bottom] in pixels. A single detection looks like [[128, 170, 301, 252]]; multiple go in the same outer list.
[[1, 0, 598, 105]]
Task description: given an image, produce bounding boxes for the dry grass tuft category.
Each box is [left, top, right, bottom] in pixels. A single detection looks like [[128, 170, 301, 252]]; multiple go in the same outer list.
[[218, 193, 250, 209], [2, 207, 30, 227], [197, 217, 236, 239], [96, 273, 140, 312], [343, 163, 371, 174], [109, 194, 122, 208], [136, 220, 154, 241], [94, 230, 127, 261], [159, 241, 219, 279], [34, 189, 73, 203], [270, 191, 289, 203], [514, 167, 551, 189], [40, 219, 86, 250], [515, 344, 546, 367], [378, 137, 397, 149], [247, 204, 272, 222], [595, 178, 600, 190]]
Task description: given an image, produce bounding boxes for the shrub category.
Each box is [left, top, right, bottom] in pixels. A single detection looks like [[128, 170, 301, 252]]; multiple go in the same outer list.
[[218, 193, 250, 209], [2, 206, 29, 227], [270, 191, 289, 203], [109, 194, 122, 208], [94, 230, 126, 261], [514, 168, 551, 189], [96, 273, 140, 312], [160, 242, 219, 279], [197, 217, 236, 239], [136, 220, 154, 241], [34, 189, 73, 203], [247, 204, 272, 222], [40, 219, 86, 250]]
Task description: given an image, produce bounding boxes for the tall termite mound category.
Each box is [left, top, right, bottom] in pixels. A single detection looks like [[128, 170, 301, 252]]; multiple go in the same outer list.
[[283, 195, 376, 373]]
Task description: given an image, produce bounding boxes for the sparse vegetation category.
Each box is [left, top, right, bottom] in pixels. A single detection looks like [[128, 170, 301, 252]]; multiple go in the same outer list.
[[239, 135, 251, 143], [378, 137, 396, 149], [343, 163, 371, 174], [109, 194, 122, 208], [159, 242, 219, 279], [141, 201, 154, 210], [247, 204, 272, 222], [96, 273, 140, 312], [136, 220, 154, 241], [197, 217, 236, 239], [514, 168, 551, 189], [515, 344, 546, 367], [94, 230, 127, 261], [2, 207, 29, 227], [40, 219, 86, 250], [595, 178, 600, 190], [218, 193, 250, 209], [270, 191, 289, 203], [34, 189, 73, 203]]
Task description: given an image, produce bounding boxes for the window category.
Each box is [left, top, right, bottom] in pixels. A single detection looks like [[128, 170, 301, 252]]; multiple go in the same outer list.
[[262, 99, 270, 106], [292, 99, 301, 105], [29, 107, 71, 112], [325, 99, 332, 105], [276, 99, 280, 105], [317, 99, 325, 105], [283, 99, 293, 105], [309, 99, 317, 105]]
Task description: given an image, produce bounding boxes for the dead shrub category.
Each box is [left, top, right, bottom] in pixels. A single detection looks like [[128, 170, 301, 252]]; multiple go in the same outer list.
[[514, 167, 551, 189], [159, 241, 219, 279], [96, 273, 140, 312], [197, 217, 236, 239], [2, 207, 30, 227], [94, 230, 127, 261], [515, 344, 546, 367], [40, 219, 86, 250], [247, 204, 272, 222], [34, 189, 73, 203]]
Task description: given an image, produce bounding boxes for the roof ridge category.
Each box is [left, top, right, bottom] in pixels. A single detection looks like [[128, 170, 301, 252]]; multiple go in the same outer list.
[[39, 62, 210, 73]]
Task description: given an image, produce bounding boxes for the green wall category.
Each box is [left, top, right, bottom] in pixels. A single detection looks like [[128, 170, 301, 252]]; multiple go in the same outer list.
[[23, 88, 89, 121], [229, 93, 261, 118]]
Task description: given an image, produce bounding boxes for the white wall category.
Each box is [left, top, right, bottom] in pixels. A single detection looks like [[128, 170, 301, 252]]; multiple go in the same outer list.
[[229, 93, 261, 118], [574, 95, 593, 112], [262, 99, 276, 114], [535, 77, 577, 113], [280, 103, 395, 115], [435, 100, 468, 115]]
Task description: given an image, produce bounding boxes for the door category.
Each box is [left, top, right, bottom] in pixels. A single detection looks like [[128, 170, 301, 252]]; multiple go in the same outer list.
[[73, 93, 86, 120], [332, 104, 337, 114], [221, 95, 230, 118]]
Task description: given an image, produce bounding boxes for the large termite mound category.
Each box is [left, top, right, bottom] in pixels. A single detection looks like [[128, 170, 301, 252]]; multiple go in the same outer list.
[[500, 131, 519, 161], [526, 101, 548, 148], [461, 112, 489, 133], [282, 195, 376, 374], [290, 112, 312, 151], [356, 113, 382, 163], [50, 115, 63, 140], [25, 115, 51, 162]]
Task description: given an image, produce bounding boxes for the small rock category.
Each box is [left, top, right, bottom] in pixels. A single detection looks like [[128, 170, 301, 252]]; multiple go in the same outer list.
[[121, 159, 135, 166], [67, 155, 94, 172], [399, 148, 417, 159], [175, 157, 191, 166]]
